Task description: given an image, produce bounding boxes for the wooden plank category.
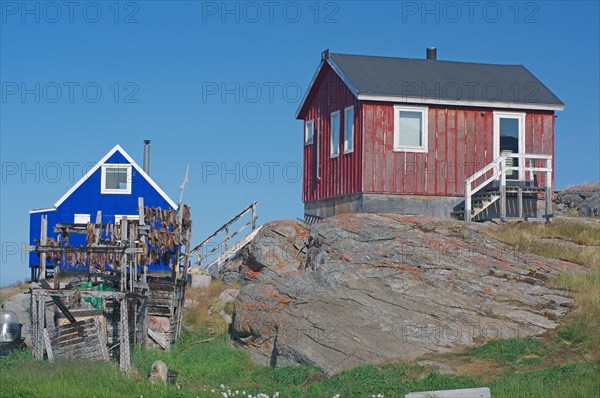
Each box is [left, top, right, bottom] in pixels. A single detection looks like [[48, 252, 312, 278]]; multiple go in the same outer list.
[[40, 280, 78, 323], [148, 282, 176, 292], [40, 215, 47, 280], [148, 298, 174, 307], [150, 288, 176, 296], [148, 307, 172, 316], [119, 298, 131, 373], [43, 329, 54, 361], [54, 344, 104, 358], [148, 327, 169, 350]]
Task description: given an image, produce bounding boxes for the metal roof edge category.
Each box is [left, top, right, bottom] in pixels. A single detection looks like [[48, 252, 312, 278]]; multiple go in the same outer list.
[[357, 94, 565, 111]]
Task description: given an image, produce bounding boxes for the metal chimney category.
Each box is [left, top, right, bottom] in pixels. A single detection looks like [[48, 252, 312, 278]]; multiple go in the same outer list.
[[143, 140, 151, 175], [426, 47, 437, 60]]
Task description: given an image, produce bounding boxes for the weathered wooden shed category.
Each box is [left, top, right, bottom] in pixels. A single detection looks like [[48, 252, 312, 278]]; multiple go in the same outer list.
[[297, 49, 564, 221]]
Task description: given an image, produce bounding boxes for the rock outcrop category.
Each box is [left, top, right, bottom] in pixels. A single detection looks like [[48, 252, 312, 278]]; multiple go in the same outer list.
[[220, 220, 309, 285], [554, 182, 600, 217], [231, 214, 583, 374]]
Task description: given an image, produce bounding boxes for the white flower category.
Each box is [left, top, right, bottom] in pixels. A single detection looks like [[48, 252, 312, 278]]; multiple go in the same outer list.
[[211, 389, 215, 393], [221, 384, 226, 390]]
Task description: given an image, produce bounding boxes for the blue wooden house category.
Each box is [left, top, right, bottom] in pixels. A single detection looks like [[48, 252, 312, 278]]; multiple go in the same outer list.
[[29, 144, 178, 278]]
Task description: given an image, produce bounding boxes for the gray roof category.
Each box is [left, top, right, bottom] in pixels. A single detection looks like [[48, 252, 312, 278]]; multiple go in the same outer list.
[[296, 52, 564, 117]]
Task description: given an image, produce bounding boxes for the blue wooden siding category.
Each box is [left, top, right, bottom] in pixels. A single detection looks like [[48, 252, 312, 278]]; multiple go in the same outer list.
[[29, 148, 177, 272]]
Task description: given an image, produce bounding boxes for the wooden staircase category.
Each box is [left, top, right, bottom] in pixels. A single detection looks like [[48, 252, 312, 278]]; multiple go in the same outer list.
[[452, 192, 500, 220], [458, 154, 553, 222], [188, 201, 260, 276]]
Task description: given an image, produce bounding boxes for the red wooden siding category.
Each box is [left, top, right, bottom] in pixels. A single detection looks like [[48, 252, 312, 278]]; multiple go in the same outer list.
[[301, 67, 555, 202], [525, 111, 555, 188], [361, 105, 554, 197], [302, 63, 362, 202]]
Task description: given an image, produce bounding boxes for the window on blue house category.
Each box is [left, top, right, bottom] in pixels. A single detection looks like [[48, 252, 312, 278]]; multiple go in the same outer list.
[[101, 164, 132, 194]]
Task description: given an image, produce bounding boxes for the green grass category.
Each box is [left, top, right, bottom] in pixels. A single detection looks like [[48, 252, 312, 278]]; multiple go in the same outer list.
[[2, 218, 599, 397], [482, 218, 600, 268], [2, 329, 598, 398], [468, 337, 544, 365]]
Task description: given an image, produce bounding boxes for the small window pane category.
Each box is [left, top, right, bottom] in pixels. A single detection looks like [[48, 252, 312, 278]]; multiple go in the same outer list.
[[105, 167, 128, 190], [331, 112, 340, 156], [74, 214, 90, 224], [305, 120, 314, 144], [398, 111, 422, 147], [344, 108, 354, 152]]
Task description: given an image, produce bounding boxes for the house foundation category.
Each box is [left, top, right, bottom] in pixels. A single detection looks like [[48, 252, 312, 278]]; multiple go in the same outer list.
[[305, 193, 545, 220]]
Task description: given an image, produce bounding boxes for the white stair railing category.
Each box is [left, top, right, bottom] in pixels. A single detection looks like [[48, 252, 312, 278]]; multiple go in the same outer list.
[[464, 154, 552, 222]]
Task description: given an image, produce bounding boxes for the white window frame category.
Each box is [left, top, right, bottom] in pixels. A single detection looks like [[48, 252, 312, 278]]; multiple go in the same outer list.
[[493, 111, 525, 159], [114, 215, 140, 224], [305, 119, 314, 145], [316, 118, 321, 180], [101, 164, 132, 194], [493, 111, 526, 180], [393, 105, 428, 153], [73, 214, 91, 224], [330, 110, 340, 158], [343, 106, 354, 154]]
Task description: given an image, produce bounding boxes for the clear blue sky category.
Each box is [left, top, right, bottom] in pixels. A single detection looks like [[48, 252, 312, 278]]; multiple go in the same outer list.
[[1, 1, 599, 285]]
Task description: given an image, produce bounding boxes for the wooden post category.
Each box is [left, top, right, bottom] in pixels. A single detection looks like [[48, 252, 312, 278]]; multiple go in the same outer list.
[[121, 217, 128, 292], [43, 329, 54, 361], [224, 226, 229, 250], [464, 181, 471, 222], [251, 202, 257, 229], [545, 158, 553, 223], [32, 292, 46, 360], [137, 197, 145, 224], [94, 211, 102, 245], [95, 317, 110, 360], [500, 159, 507, 221], [138, 199, 148, 285], [40, 215, 47, 280], [176, 229, 192, 340], [119, 297, 131, 373], [517, 187, 523, 220], [31, 292, 39, 359]]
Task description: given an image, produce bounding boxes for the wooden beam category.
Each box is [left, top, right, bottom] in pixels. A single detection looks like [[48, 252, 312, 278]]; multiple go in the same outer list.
[[43, 329, 54, 361], [22, 246, 142, 254], [39, 280, 77, 323], [119, 297, 131, 373], [147, 327, 169, 350], [40, 215, 47, 280]]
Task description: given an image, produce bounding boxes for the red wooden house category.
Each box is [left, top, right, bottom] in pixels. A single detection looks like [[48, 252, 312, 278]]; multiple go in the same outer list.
[[296, 49, 564, 221]]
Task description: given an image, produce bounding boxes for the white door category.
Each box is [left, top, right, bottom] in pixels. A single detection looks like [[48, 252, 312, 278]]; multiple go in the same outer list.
[[494, 112, 525, 180]]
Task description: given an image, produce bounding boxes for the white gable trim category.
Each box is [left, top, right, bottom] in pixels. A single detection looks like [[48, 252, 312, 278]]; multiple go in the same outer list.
[[30, 207, 57, 214], [295, 57, 360, 119], [53, 144, 178, 210]]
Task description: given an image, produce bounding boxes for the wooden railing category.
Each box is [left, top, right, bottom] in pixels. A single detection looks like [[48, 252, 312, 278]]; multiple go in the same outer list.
[[188, 201, 258, 270], [465, 154, 552, 222]]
